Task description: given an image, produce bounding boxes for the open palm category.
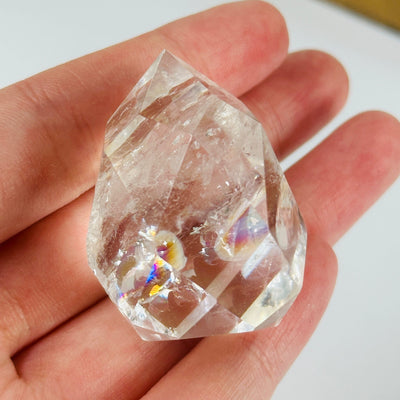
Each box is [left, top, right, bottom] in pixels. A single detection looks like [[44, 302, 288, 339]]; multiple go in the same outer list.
[[1, 2, 399, 399]]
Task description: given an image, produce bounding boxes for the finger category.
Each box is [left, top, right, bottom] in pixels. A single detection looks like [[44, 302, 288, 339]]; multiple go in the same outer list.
[[0, 190, 103, 356], [0, 48, 347, 357], [139, 235, 338, 400], [243, 50, 348, 158], [13, 300, 199, 400], [0, 0, 288, 242], [287, 111, 400, 246]]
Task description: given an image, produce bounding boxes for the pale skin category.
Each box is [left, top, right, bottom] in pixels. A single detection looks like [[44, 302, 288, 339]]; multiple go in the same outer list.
[[0, 1, 399, 399]]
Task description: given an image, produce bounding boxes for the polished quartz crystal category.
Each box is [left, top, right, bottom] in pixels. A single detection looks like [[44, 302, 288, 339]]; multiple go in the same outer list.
[[87, 50, 307, 340]]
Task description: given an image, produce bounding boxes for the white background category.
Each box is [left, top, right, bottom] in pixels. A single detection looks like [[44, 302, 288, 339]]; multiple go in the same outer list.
[[1, 0, 399, 399]]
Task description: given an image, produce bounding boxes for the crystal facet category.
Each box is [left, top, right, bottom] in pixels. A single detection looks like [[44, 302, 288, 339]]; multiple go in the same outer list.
[[87, 50, 307, 341]]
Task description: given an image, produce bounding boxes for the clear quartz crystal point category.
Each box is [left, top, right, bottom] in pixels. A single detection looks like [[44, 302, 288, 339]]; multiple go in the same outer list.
[[87, 50, 307, 341]]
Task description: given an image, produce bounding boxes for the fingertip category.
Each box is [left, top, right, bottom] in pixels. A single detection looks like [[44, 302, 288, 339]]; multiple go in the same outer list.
[[247, 0, 290, 48], [157, 0, 290, 94], [244, 48, 349, 157], [302, 49, 349, 110], [285, 50, 349, 121], [249, 0, 290, 74], [288, 110, 400, 245], [353, 109, 400, 133], [341, 110, 400, 175]]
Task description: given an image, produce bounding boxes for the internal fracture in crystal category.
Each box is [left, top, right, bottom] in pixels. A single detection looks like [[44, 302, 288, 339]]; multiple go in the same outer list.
[[87, 50, 307, 341]]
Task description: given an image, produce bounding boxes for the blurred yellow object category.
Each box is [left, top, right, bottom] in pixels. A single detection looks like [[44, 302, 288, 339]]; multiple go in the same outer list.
[[327, 0, 400, 30]]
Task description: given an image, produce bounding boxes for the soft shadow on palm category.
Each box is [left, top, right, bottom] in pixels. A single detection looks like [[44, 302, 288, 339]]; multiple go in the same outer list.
[[0, 2, 399, 400]]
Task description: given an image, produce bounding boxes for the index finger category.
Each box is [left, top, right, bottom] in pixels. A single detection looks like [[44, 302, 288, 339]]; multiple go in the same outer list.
[[0, 0, 288, 242]]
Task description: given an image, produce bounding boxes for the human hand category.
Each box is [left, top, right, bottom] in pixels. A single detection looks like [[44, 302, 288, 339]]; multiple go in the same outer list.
[[1, 1, 399, 399]]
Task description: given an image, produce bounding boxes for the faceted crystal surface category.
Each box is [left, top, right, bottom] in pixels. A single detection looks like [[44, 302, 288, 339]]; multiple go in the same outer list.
[[87, 50, 307, 341]]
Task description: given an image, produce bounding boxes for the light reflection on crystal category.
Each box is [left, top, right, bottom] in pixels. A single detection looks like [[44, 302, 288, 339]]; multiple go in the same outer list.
[[216, 206, 269, 261], [87, 50, 307, 341]]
